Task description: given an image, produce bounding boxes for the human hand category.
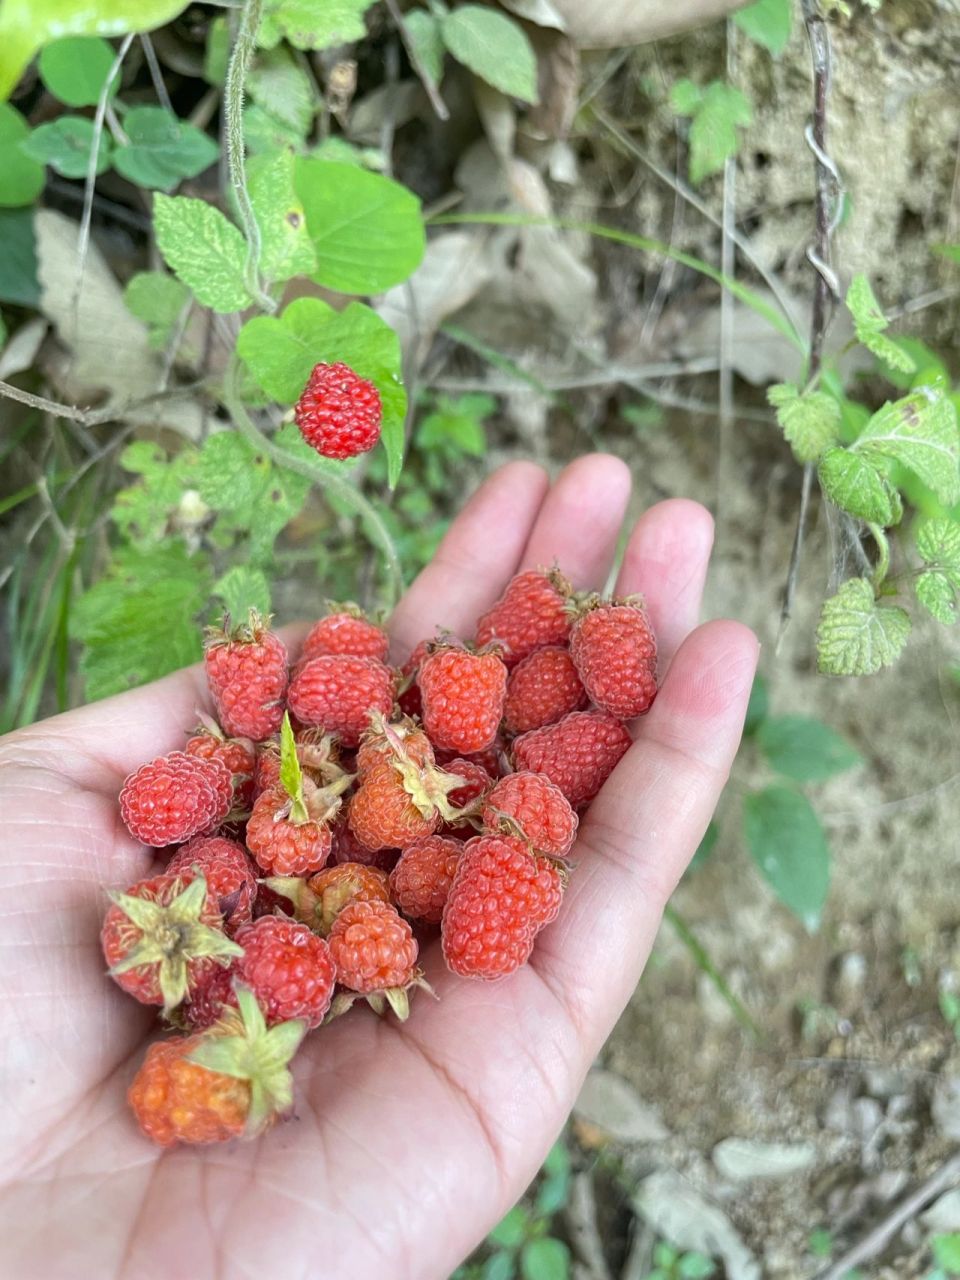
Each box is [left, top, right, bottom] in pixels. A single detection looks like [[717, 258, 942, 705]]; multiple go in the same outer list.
[[0, 455, 757, 1280]]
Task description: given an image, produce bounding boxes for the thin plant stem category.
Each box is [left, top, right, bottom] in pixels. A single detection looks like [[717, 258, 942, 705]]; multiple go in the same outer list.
[[664, 904, 762, 1040]]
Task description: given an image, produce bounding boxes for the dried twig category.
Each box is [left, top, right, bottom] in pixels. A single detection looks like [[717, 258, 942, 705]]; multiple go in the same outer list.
[[383, 0, 449, 121], [564, 1171, 614, 1280], [140, 33, 174, 114], [0, 377, 205, 426], [717, 21, 738, 525]]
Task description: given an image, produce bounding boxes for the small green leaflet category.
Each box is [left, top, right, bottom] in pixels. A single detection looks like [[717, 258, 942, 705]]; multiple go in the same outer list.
[[405, 10, 445, 86], [915, 518, 960, 624], [204, 16, 230, 87], [213, 565, 271, 621], [932, 1234, 960, 1273], [440, 6, 539, 105], [535, 1142, 571, 1216], [248, 46, 316, 135], [743, 786, 830, 929], [757, 715, 861, 782], [123, 270, 190, 349], [197, 431, 272, 513], [845, 275, 916, 374], [768, 383, 840, 463], [853, 391, 960, 506], [520, 1235, 571, 1280], [294, 158, 425, 295], [38, 36, 119, 106], [417, 393, 491, 457], [733, 0, 793, 56], [816, 576, 911, 676], [244, 103, 305, 154], [112, 106, 219, 191], [817, 447, 900, 525], [488, 1205, 528, 1249], [153, 194, 253, 313], [480, 1254, 514, 1280], [278, 711, 306, 814], [0, 104, 44, 208], [247, 150, 317, 283], [111, 440, 201, 546], [671, 80, 752, 185], [20, 116, 113, 179], [261, 0, 375, 50]]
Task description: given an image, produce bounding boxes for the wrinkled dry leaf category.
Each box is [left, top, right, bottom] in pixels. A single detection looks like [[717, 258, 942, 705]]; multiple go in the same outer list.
[[549, 0, 747, 48], [634, 1171, 761, 1280], [0, 316, 46, 380], [499, 0, 567, 29], [574, 1069, 670, 1143], [712, 1137, 816, 1181], [525, 29, 579, 140]]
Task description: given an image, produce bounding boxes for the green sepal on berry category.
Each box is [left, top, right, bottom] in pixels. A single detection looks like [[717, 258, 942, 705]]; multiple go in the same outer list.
[[367, 712, 465, 823], [187, 984, 308, 1136], [108, 875, 243, 1012], [278, 710, 354, 826]]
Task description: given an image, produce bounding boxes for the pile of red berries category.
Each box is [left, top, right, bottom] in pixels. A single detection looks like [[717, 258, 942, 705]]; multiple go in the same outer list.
[[107, 573, 657, 1146]]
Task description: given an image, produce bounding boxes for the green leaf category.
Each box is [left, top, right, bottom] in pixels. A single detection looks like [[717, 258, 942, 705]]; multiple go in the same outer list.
[[242, 436, 312, 562], [846, 274, 916, 374], [536, 1143, 571, 1214], [294, 158, 425, 294], [72, 543, 211, 700], [757, 715, 861, 782], [733, 0, 792, 55], [0, 312, 6, 348], [933, 1235, 960, 1273], [0, 0, 191, 101], [489, 1206, 529, 1249], [670, 78, 703, 115], [405, 10, 445, 85], [917, 571, 958, 624], [112, 440, 201, 546], [213, 566, 272, 620], [123, 270, 190, 349], [675, 81, 752, 185], [197, 431, 272, 513], [688, 819, 719, 872], [248, 46, 315, 135], [113, 106, 219, 191], [244, 103, 306, 155], [876, 336, 948, 391], [204, 16, 230, 87], [263, 0, 374, 50], [248, 149, 317, 283], [915, 518, 960, 622], [482, 1254, 517, 1280], [0, 208, 38, 305], [20, 116, 112, 179], [38, 36, 119, 106], [743, 673, 769, 735], [678, 1253, 716, 1279], [853, 392, 960, 506], [743, 785, 830, 928], [153, 193, 253, 313], [418, 395, 490, 457], [237, 297, 406, 486], [0, 104, 44, 207], [521, 1236, 570, 1280], [440, 6, 539, 104], [816, 577, 912, 676], [768, 382, 840, 463], [818, 447, 898, 524]]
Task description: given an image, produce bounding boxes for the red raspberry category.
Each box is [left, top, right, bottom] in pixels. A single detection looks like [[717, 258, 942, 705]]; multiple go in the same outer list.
[[390, 835, 463, 924], [204, 611, 288, 741], [475, 570, 572, 667], [287, 654, 395, 747], [356, 715, 432, 778], [435, 741, 505, 779], [306, 862, 392, 933], [482, 772, 578, 859], [246, 778, 346, 876], [512, 710, 631, 809], [120, 751, 233, 847], [328, 900, 418, 995], [570, 599, 658, 718], [442, 758, 495, 811], [167, 836, 258, 935], [294, 361, 382, 460], [187, 916, 336, 1030], [503, 646, 588, 735], [185, 718, 256, 810], [348, 762, 440, 851], [397, 639, 428, 717], [419, 645, 508, 754], [332, 812, 399, 871], [302, 606, 389, 663], [101, 872, 241, 1011], [441, 834, 563, 979]]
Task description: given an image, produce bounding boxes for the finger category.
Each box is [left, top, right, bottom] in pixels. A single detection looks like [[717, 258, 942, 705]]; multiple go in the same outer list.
[[388, 461, 549, 661], [530, 620, 759, 1049], [614, 499, 715, 667], [518, 454, 631, 588]]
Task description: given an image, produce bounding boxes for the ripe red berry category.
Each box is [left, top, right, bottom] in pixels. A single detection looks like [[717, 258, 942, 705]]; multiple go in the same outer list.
[[348, 720, 463, 851], [512, 710, 632, 808], [101, 872, 241, 1011], [167, 836, 258, 935], [294, 361, 382, 460], [287, 654, 395, 748], [332, 811, 399, 871], [187, 916, 336, 1030], [419, 645, 508, 755], [397, 638, 429, 717], [302, 606, 389, 663], [120, 751, 233, 847], [570, 599, 658, 718], [246, 778, 346, 876], [475, 570, 572, 667], [204, 611, 288, 741], [442, 757, 495, 812], [503, 645, 588, 735], [482, 771, 578, 859], [390, 835, 463, 924], [441, 835, 563, 979], [328, 899, 418, 996], [185, 719, 256, 811]]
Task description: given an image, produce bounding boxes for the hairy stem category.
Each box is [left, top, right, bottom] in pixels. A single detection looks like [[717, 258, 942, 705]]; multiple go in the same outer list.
[[868, 523, 890, 588]]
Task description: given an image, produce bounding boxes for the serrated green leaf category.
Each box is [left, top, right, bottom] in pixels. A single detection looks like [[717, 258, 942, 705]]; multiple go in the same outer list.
[[489, 1206, 529, 1249], [757, 715, 861, 782], [197, 432, 272, 513], [818, 447, 898, 524], [113, 106, 219, 191], [153, 193, 253, 313], [0, 104, 44, 207], [768, 382, 840, 463], [521, 1236, 570, 1280], [244, 103, 306, 155], [418, 396, 488, 456], [245, 444, 312, 562], [854, 392, 960, 505], [733, 0, 792, 55], [213, 566, 272, 620], [846, 274, 916, 374], [678, 81, 752, 185], [876, 336, 949, 392], [123, 270, 190, 349], [441, 6, 539, 104], [71, 543, 211, 699], [744, 785, 830, 928], [816, 577, 912, 676], [112, 440, 201, 546], [263, 0, 374, 50], [670, 78, 703, 115], [294, 158, 425, 294], [20, 116, 112, 179], [405, 10, 445, 85], [38, 35, 119, 106], [248, 149, 317, 284], [916, 570, 958, 624], [248, 46, 315, 135], [917, 518, 960, 571], [204, 15, 230, 87]]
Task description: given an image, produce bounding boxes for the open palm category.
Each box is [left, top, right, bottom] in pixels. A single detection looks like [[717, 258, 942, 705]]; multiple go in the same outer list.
[[0, 456, 757, 1280]]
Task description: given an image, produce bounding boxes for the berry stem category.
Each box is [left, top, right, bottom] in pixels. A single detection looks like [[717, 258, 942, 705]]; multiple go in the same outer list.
[[223, 357, 405, 606], [223, 0, 276, 314]]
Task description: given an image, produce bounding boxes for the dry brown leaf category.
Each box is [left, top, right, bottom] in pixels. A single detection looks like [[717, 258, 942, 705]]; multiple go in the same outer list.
[[548, 0, 748, 48]]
